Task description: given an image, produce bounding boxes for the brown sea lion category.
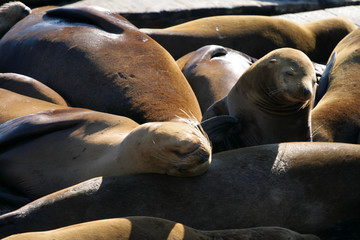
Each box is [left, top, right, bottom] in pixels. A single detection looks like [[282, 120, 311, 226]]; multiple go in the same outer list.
[[0, 89, 211, 199], [201, 48, 316, 152], [0, 142, 359, 238], [177, 45, 256, 113], [0, 6, 202, 123], [0, 73, 68, 106], [141, 16, 356, 63], [0, 1, 30, 38], [2, 216, 319, 240], [312, 28, 360, 143]]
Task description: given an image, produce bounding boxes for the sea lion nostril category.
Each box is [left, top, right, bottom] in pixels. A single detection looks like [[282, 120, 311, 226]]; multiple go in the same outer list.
[[303, 87, 311, 97], [199, 152, 210, 164], [210, 48, 228, 59]]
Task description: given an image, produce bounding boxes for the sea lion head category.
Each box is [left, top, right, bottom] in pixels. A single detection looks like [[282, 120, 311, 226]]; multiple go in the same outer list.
[[269, 48, 317, 104], [228, 48, 317, 116], [120, 118, 212, 177], [0, 1, 31, 38]]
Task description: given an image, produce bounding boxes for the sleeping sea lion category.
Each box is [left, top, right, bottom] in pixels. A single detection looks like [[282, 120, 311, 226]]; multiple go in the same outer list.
[[312, 28, 360, 143], [201, 48, 316, 152], [141, 16, 356, 63], [0, 89, 211, 199], [0, 142, 359, 238], [0, 6, 202, 123]]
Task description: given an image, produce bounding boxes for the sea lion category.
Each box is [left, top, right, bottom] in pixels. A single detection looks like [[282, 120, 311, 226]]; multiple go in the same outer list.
[[2, 216, 319, 240], [0, 6, 202, 123], [176, 45, 257, 113], [0, 1, 30, 38], [201, 48, 316, 152], [177, 45, 324, 114], [0, 89, 211, 199], [0, 142, 359, 238], [0, 73, 68, 106], [312, 28, 360, 143], [141, 16, 356, 63]]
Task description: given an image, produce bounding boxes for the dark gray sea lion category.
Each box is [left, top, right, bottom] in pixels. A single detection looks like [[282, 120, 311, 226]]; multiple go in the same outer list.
[[0, 142, 359, 238]]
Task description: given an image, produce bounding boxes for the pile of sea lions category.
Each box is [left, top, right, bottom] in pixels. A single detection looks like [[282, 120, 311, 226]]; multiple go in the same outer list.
[[0, 1, 359, 239]]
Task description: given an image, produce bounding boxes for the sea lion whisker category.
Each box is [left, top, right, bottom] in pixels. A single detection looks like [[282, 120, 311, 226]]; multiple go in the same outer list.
[[311, 124, 323, 137], [178, 109, 200, 124]]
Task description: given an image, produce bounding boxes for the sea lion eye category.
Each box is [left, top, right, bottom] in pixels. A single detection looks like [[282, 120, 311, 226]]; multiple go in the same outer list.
[[284, 71, 294, 76]]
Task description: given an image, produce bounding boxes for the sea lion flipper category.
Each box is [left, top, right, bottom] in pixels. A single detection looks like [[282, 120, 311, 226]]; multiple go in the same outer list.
[[201, 115, 240, 141], [45, 6, 127, 34], [0, 109, 85, 152], [201, 115, 242, 152], [202, 97, 229, 121], [314, 52, 336, 106]]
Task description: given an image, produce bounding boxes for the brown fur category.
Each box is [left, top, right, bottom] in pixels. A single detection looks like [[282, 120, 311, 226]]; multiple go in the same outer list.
[[141, 16, 356, 63]]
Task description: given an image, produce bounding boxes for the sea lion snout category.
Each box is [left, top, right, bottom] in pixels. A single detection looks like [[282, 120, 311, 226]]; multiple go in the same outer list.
[[302, 87, 312, 99]]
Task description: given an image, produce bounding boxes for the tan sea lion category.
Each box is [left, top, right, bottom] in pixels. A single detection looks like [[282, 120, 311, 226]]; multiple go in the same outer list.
[[1, 142, 359, 238], [0, 89, 211, 199], [2, 216, 319, 240], [0, 1, 30, 38], [201, 48, 316, 152], [0, 6, 202, 123], [312, 28, 360, 143], [177, 45, 256, 113], [0, 73, 68, 106], [141, 16, 356, 63]]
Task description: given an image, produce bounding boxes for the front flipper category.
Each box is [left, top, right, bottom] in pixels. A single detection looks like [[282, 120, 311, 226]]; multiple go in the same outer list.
[[202, 97, 229, 121], [201, 115, 243, 153], [314, 52, 336, 106], [0, 109, 86, 153]]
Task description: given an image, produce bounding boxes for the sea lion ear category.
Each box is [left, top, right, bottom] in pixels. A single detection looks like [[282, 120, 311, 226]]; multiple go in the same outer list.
[[201, 115, 242, 153], [269, 58, 277, 63]]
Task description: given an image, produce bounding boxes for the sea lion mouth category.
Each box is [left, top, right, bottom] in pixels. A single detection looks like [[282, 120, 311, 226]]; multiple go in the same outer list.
[[173, 150, 211, 175]]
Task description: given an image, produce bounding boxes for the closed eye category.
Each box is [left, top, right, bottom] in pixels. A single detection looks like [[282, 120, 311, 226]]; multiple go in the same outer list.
[[284, 71, 294, 76]]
